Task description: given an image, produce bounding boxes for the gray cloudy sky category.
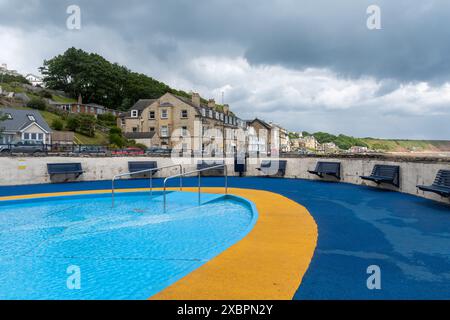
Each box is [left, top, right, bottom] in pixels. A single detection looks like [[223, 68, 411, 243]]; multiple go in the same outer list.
[[1, 0, 449, 139]]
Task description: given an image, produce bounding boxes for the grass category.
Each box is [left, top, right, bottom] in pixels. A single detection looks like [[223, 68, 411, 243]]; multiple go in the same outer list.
[[51, 95, 77, 103], [361, 138, 450, 152], [74, 132, 109, 145]]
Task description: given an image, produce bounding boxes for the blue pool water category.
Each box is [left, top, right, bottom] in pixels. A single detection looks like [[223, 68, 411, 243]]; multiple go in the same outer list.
[[0, 191, 257, 300]]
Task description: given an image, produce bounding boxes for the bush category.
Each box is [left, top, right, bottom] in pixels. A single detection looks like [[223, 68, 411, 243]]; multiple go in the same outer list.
[[26, 97, 47, 110], [109, 133, 123, 147], [66, 116, 81, 131], [51, 119, 64, 131], [38, 90, 53, 99], [109, 126, 122, 135]]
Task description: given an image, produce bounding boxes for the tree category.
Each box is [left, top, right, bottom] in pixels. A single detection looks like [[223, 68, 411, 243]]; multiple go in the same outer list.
[[39, 47, 177, 110], [51, 119, 64, 131], [27, 98, 47, 110]]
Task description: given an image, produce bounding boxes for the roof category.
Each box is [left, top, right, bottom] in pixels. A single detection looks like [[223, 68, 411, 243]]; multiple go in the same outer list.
[[0, 108, 52, 133], [247, 118, 272, 130], [124, 132, 156, 139], [131, 99, 157, 111]]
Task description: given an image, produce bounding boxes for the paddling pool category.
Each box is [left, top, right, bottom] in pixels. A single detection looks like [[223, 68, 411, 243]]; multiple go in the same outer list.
[[0, 191, 258, 300]]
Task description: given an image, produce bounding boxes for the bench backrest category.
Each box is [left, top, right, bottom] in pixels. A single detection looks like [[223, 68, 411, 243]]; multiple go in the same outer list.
[[433, 170, 450, 187], [316, 161, 341, 173], [371, 165, 399, 178], [128, 161, 158, 173], [47, 163, 82, 174], [197, 160, 225, 170], [261, 160, 287, 169]]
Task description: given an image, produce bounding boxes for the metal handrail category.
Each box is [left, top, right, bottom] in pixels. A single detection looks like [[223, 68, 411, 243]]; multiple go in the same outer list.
[[162, 164, 228, 212], [111, 164, 183, 207]]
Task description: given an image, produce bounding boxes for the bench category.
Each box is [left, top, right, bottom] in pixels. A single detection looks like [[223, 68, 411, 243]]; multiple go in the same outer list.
[[197, 160, 225, 176], [308, 161, 341, 180], [360, 164, 400, 187], [128, 161, 158, 175], [47, 163, 83, 181], [256, 160, 287, 177], [417, 170, 450, 197]]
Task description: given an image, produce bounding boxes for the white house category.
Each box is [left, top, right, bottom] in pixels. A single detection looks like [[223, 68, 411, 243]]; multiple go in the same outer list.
[[25, 74, 44, 87], [0, 108, 52, 144]]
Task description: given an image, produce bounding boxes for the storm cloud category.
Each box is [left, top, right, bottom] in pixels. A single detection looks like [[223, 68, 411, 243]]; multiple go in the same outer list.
[[1, 0, 449, 139]]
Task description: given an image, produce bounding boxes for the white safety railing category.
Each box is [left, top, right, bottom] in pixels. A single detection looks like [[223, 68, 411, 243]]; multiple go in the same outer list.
[[111, 164, 183, 207], [162, 164, 228, 212]]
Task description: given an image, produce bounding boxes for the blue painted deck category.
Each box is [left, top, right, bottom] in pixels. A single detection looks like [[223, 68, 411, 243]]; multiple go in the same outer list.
[[1, 177, 449, 299]]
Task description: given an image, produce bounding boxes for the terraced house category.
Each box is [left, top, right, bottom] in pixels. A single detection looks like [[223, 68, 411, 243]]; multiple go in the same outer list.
[[118, 92, 247, 153]]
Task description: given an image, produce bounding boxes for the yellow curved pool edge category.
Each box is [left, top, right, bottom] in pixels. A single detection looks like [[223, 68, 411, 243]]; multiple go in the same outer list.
[[152, 187, 318, 300], [0, 187, 318, 300]]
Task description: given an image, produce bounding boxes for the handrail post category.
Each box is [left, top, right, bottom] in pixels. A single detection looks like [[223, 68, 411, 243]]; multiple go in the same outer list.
[[179, 164, 183, 191], [112, 178, 115, 208], [198, 171, 201, 206], [150, 174, 153, 197], [225, 165, 228, 195], [163, 181, 167, 212]]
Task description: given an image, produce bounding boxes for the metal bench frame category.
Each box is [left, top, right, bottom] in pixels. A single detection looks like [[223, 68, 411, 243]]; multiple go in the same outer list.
[[360, 164, 400, 188], [417, 170, 450, 197], [308, 161, 341, 180]]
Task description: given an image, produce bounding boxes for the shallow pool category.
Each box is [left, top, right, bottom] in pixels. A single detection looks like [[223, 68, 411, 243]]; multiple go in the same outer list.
[[0, 191, 257, 300]]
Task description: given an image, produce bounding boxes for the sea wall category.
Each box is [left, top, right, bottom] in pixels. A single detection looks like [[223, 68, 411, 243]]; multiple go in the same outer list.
[[0, 155, 449, 204]]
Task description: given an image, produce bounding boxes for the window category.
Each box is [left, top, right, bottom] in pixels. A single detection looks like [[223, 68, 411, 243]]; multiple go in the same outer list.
[[201, 108, 206, 117], [182, 126, 188, 136], [23, 133, 30, 140], [215, 112, 220, 120], [132, 127, 138, 132], [220, 113, 224, 121], [27, 115, 36, 121], [31, 133, 37, 140], [131, 110, 138, 118], [149, 111, 155, 119], [160, 126, 169, 137], [181, 110, 188, 118], [161, 109, 168, 119], [38, 133, 44, 141], [149, 127, 155, 132], [209, 110, 213, 118]]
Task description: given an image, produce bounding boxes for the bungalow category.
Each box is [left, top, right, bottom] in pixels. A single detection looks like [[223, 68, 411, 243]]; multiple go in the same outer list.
[[0, 108, 52, 144]]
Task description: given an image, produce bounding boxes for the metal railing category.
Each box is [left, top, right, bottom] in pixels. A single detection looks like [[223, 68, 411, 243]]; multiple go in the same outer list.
[[162, 164, 228, 212], [111, 164, 183, 207]]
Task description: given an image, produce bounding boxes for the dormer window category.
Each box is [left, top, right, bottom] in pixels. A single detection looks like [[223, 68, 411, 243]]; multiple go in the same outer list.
[[27, 115, 36, 121], [161, 109, 168, 119], [131, 110, 138, 118]]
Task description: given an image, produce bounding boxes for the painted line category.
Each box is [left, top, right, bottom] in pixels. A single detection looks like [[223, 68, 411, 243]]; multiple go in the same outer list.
[[0, 187, 318, 300]]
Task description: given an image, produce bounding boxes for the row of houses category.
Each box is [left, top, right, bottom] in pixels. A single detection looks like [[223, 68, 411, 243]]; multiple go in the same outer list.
[[117, 92, 291, 154], [48, 95, 122, 117]]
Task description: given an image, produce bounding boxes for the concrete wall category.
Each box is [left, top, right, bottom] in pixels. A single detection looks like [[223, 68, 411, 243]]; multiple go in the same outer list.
[[0, 155, 449, 204]]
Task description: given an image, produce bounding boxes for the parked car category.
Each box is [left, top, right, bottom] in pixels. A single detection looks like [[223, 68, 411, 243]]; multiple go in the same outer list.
[[0, 141, 47, 155], [112, 147, 145, 156], [74, 145, 108, 155], [145, 147, 172, 155]]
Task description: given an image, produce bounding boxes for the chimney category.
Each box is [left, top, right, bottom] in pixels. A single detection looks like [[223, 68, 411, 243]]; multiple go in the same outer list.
[[223, 104, 230, 114], [208, 99, 216, 109], [192, 92, 201, 108], [77, 93, 83, 104]]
